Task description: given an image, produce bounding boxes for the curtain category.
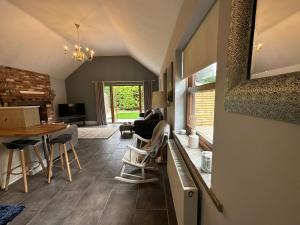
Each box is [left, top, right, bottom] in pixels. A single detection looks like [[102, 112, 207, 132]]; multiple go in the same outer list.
[[94, 81, 107, 125], [144, 81, 153, 111]]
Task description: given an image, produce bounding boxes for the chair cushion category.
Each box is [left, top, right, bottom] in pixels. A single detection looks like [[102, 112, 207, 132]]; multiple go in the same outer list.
[[3, 139, 40, 150], [2, 142, 24, 150], [50, 134, 72, 144], [11, 139, 40, 146], [123, 149, 144, 164], [123, 144, 152, 164]]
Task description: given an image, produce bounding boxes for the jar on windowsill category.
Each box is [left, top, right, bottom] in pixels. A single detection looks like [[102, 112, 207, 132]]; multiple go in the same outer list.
[[188, 129, 199, 149]]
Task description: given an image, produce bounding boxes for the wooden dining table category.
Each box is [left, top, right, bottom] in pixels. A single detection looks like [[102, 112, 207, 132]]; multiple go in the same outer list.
[[0, 123, 67, 166]]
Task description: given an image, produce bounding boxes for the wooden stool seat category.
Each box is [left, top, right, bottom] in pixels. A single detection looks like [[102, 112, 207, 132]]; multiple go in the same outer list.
[[3, 139, 46, 193], [48, 134, 81, 183]]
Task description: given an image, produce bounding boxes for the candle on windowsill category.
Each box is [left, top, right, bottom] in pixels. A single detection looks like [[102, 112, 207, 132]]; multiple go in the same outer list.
[[188, 115, 199, 149]]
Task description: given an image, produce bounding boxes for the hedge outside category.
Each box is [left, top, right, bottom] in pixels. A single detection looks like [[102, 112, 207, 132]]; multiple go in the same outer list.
[[104, 86, 141, 110]]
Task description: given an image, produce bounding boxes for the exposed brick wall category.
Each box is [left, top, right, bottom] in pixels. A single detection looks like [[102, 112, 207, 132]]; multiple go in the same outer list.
[[0, 66, 56, 122]]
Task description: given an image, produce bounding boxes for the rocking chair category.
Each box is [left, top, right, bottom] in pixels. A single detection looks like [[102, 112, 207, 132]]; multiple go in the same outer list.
[[115, 120, 170, 184]]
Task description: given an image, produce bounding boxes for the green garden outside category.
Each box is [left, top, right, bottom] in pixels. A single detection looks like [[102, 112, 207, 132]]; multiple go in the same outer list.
[[104, 85, 144, 122]]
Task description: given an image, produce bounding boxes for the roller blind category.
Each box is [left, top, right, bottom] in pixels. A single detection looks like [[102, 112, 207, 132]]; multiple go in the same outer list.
[[183, 1, 219, 78]]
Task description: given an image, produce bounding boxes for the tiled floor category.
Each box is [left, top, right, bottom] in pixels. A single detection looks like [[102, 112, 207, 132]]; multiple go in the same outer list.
[[0, 130, 178, 225]]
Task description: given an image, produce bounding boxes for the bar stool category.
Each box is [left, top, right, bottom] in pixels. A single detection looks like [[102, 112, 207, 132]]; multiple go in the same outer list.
[[48, 134, 81, 183], [3, 139, 47, 193]]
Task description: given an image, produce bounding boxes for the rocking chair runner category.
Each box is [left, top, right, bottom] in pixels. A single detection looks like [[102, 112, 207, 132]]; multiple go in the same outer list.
[[115, 120, 170, 184]]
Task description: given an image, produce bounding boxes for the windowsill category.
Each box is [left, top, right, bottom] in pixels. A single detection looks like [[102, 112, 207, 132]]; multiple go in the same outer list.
[[195, 125, 214, 145], [173, 131, 223, 212], [173, 132, 211, 188]]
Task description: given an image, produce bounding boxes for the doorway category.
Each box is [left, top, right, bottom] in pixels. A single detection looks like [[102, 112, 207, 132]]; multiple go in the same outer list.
[[104, 84, 144, 123]]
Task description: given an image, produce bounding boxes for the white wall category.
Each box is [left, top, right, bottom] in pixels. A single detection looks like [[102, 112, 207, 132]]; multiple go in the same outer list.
[[161, 0, 300, 225], [206, 1, 300, 224], [50, 77, 67, 118], [160, 0, 215, 130]]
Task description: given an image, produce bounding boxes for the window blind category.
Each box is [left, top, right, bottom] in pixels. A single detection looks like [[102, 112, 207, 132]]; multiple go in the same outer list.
[[183, 1, 219, 78]]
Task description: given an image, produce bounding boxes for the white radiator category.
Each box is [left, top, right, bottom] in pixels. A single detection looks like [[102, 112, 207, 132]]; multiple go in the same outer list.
[[167, 140, 198, 225]]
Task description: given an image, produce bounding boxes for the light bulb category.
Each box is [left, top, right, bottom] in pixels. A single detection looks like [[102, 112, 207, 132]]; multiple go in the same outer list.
[[256, 43, 263, 51]]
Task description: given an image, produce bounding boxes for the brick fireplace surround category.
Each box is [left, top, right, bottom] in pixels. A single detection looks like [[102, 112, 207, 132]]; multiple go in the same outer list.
[[0, 66, 56, 123]]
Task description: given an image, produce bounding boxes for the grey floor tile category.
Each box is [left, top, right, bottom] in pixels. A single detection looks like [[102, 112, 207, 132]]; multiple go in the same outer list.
[[8, 209, 37, 225], [99, 190, 137, 225], [76, 179, 113, 210], [27, 208, 72, 225], [136, 182, 166, 210], [0, 132, 177, 225], [133, 210, 169, 225], [62, 209, 103, 225]]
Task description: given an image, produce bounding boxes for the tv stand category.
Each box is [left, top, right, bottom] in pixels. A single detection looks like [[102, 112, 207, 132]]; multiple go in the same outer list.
[[59, 115, 86, 126]]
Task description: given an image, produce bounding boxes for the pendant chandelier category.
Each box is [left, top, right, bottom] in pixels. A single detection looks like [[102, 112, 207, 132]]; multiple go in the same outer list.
[[64, 24, 95, 62]]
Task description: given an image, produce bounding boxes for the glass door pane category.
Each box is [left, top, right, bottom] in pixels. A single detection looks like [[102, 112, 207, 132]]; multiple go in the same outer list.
[[194, 90, 215, 144], [140, 85, 144, 113], [112, 85, 141, 123]]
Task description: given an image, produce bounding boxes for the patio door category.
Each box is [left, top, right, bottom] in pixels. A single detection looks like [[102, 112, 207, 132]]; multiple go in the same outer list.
[[104, 85, 112, 123], [104, 84, 144, 123]]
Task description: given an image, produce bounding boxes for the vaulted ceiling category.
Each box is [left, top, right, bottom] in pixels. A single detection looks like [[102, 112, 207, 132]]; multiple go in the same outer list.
[[0, 0, 183, 78]]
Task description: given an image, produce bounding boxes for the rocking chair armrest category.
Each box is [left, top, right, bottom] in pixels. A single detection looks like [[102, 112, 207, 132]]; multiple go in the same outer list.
[[128, 145, 148, 155], [133, 134, 151, 143]]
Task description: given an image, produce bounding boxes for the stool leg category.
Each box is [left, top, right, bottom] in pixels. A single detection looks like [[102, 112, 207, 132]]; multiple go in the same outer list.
[[59, 144, 65, 170], [20, 150, 28, 193], [63, 144, 72, 182], [5, 150, 14, 191], [48, 144, 54, 184], [33, 146, 47, 176], [69, 141, 82, 170]]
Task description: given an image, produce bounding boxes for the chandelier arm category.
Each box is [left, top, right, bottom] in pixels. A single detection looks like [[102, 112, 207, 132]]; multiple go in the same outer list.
[[64, 23, 94, 62]]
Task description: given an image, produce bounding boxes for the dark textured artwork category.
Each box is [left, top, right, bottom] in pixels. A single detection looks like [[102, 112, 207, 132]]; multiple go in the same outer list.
[[167, 62, 173, 102]]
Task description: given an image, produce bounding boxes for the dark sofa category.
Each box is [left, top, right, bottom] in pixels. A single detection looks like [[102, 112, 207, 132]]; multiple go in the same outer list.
[[133, 109, 163, 139]]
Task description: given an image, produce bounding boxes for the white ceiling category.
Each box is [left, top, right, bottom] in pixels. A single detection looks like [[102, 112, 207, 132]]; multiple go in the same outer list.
[[0, 0, 183, 78]]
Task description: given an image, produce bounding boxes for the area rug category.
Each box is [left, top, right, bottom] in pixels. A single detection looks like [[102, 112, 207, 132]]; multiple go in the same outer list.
[[78, 127, 118, 139], [0, 204, 25, 225]]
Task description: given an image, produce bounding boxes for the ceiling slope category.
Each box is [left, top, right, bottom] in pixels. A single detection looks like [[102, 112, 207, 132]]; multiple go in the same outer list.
[[1, 0, 183, 78], [101, 0, 183, 74], [0, 0, 80, 79]]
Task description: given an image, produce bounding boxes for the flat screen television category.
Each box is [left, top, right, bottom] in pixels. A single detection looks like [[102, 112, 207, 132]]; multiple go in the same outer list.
[[58, 103, 85, 117]]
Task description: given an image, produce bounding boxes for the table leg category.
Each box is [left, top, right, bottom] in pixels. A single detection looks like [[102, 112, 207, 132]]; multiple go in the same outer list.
[[42, 135, 50, 167]]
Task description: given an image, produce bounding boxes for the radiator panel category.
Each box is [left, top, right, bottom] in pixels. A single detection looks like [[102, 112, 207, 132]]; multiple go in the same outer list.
[[167, 140, 198, 225]]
